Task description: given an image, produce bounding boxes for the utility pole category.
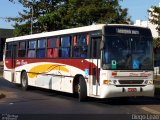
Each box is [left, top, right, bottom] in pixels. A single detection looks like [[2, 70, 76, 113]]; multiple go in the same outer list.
[[23, 0, 33, 34], [31, 5, 33, 34]]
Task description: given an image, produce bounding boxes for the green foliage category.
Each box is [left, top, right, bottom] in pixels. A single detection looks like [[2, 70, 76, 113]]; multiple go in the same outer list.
[[153, 38, 160, 48], [8, 0, 130, 36], [60, 0, 130, 28], [38, 12, 63, 31], [149, 6, 160, 49], [13, 23, 31, 36], [148, 6, 160, 36]]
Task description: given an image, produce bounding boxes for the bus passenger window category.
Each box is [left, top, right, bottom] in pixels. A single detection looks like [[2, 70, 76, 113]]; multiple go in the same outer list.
[[61, 48, 70, 58], [28, 50, 36, 58], [59, 36, 71, 58], [18, 50, 26, 57], [73, 34, 89, 58], [38, 38, 46, 48], [28, 40, 36, 58], [73, 47, 80, 57], [37, 38, 46, 58], [47, 48, 58, 58], [48, 37, 58, 48], [91, 37, 101, 59], [37, 49, 45, 58], [6, 42, 12, 58], [47, 49, 52, 58], [80, 46, 88, 57], [29, 40, 36, 49], [47, 37, 59, 58], [18, 41, 26, 58]]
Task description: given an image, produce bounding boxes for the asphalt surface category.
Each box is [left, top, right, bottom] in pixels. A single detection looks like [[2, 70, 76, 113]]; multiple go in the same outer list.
[[0, 78, 160, 120]]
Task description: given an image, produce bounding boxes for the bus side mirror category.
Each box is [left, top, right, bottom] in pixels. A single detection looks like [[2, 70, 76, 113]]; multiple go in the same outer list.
[[100, 40, 104, 50]]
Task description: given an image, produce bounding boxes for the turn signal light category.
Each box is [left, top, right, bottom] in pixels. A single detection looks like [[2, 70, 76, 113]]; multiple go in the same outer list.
[[103, 80, 109, 85]]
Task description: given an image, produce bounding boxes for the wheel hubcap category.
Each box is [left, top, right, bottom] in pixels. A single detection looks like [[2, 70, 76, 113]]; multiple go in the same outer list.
[[78, 84, 80, 94], [22, 76, 26, 87]]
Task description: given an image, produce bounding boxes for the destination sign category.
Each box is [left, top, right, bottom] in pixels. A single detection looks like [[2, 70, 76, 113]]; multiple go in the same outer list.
[[105, 25, 152, 37], [116, 28, 139, 35]]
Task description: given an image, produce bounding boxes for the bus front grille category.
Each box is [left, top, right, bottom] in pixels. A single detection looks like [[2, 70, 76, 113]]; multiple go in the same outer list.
[[118, 80, 144, 84]]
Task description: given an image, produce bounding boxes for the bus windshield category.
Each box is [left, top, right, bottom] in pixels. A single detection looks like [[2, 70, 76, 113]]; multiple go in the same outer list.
[[102, 35, 153, 70]]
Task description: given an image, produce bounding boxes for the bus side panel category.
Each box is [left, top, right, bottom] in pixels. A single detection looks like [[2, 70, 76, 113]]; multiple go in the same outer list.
[[3, 59, 13, 82], [33, 74, 61, 90], [7, 59, 91, 95], [61, 77, 73, 93], [16, 62, 69, 92], [59, 60, 75, 93], [3, 70, 12, 82], [14, 71, 21, 84]]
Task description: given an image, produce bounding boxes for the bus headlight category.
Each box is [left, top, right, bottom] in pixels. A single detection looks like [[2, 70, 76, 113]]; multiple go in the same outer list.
[[113, 80, 118, 84], [144, 80, 153, 85], [147, 80, 153, 84]]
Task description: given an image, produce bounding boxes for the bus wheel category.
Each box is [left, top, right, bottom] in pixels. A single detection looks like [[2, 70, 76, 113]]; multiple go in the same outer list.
[[21, 71, 28, 90], [78, 76, 87, 102]]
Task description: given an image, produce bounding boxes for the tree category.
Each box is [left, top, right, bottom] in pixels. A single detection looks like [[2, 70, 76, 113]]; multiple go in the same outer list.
[[148, 6, 160, 35], [8, 0, 65, 36], [65, 0, 130, 27], [8, 0, 130, 36], [148, 5, 160, 48]]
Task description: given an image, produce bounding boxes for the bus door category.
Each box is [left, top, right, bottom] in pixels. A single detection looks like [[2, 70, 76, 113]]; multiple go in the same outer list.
[[11, 42, 18, 82], [90, 37, 101, 96]]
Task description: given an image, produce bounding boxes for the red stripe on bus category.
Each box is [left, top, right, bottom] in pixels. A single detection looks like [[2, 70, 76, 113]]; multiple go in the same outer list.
[[5, 59, 97, 75]]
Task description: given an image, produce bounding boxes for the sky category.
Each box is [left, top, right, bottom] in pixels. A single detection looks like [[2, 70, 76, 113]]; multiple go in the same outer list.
[[0, 0, 159, 29]]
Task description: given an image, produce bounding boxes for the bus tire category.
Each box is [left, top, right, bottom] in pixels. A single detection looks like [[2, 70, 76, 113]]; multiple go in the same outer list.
[[21, 71, 28, 90], [78, 76, 87, 102]]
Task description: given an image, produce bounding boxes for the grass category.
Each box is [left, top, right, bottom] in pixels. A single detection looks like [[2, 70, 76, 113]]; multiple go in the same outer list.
[[0, 72, 3, 77]]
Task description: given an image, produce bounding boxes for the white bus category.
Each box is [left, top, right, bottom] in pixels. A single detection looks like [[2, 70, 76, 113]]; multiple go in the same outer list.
[[3, 24, 154, 101]]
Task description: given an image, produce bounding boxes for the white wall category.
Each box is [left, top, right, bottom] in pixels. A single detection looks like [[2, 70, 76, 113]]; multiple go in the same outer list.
[[134, 20, 159, 38]]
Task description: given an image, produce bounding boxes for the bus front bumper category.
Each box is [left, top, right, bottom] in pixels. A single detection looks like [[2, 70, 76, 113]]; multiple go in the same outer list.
[[100, 85, 155, 98]]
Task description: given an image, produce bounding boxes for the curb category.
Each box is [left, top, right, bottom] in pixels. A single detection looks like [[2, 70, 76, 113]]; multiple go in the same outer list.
[[0, 93, 6, 99]]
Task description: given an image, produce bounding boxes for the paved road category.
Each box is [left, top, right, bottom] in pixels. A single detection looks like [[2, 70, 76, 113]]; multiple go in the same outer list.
[[0, 78, 160, 120]]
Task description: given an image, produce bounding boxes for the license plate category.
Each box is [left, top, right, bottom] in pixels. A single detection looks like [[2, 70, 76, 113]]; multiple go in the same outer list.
[[128, 88, 137, 92]]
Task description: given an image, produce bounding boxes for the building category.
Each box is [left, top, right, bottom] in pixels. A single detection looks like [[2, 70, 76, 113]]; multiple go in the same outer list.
[[134, 20, 159, 38], [134, 3, 159, 38], [0, 28, 13, 60]]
